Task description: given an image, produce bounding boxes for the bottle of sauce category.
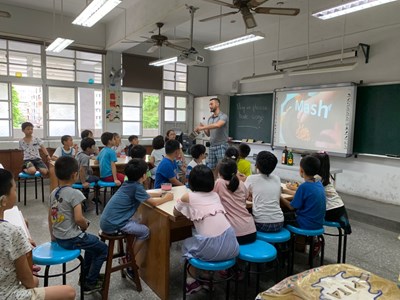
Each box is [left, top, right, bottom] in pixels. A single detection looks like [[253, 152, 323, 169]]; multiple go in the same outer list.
[[287, 149, 294, 166], [281, 146, 288, 164]]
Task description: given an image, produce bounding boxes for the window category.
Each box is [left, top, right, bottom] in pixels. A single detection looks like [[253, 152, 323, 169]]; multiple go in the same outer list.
[[78, 88, 103, 137], [164, 95, 187, 122], [0, 83, 10, 137], [163, 63, 187, 91], [48, 87, 75, 137], [121, 91, 160, 137]]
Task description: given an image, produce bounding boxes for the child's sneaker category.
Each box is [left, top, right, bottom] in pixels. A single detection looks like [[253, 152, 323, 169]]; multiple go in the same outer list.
[[125, 268, 135, 281], [312, 238, 323, 258], [83, 280, 103, 295], [185, 279, 202, 295]]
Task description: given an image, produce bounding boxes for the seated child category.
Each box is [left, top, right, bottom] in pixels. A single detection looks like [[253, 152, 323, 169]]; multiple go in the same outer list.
[[155, 139, 184, 189], [237, 143, 252, 176], [0, 168, 76, 300], [149, 135, 165, 175], [165, 129, 186, 176], [245, 151, 284, 232], [185, 144, 206, 182], [100, 159, 173, 278], [173, 165, 239, 295], [129, 145, 151, 188], [112, 133, 125, 157], [19, 122, 51, 175], [48, 156, 108, 295], [281, 155, 326, 230], [81, 129, 99, 155], [97, 132, 124, 185], [52, 135, 78, 160], [75, 137, 99, 197], [225, 146, 239, 161], [126, 135, 139, 158], [214, 158, 256, 244], [312, 152, 352, 234]]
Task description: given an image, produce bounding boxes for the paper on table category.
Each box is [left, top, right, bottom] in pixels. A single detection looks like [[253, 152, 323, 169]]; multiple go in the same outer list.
[[4, 206, 31, 238]]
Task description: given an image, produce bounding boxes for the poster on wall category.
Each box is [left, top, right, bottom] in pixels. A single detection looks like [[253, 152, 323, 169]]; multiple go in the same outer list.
[[106, 88, 121, 122]]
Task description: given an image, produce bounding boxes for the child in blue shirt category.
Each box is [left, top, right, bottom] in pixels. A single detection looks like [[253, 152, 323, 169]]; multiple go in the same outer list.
[[155, 139, 184, 189], [96, 132, 124, 185]]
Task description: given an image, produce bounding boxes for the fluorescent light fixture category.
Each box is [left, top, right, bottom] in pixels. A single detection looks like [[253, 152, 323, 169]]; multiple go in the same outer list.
[[149, 56, 178, 67], [313, 0, 396, 20], [204, 31, 265, 51], [240, 72, 284, 83], [72, 0, 121, 27], [273, 47, 358, 71], [288, 62, 358, 76], [46, 38, 74, 53]]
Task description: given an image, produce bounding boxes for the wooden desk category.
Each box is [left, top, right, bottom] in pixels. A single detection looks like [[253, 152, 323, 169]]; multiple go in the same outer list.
[[136, 186, 192, 300], [49, 156, 131, 193]]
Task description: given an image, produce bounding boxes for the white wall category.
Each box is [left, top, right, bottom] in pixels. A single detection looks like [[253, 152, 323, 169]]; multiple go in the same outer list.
[[206, 9, 400, 206]]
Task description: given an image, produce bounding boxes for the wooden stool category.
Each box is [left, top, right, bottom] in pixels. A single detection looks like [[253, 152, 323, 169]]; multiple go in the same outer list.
[[99, 231, 142, 300]]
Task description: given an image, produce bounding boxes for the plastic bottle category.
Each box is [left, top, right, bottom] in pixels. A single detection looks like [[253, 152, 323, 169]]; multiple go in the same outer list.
[[287, 149, 294, 166], [281, 146, 288, 164]]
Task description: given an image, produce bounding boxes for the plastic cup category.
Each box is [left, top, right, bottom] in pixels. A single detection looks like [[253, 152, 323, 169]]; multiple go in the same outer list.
[[161, 183, 172, 191]]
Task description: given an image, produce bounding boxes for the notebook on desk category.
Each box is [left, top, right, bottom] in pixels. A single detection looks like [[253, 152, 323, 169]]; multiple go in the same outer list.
[[4, 206, 31, 238]]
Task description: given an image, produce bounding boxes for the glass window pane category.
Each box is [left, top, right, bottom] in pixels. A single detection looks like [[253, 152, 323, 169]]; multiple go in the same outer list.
[[78, 88, 102, 135], [143, 93, 159, 129], [122, 92, 140, 106], [76, 52, 102, 61], [0, 101, 9, 118], [9, 41, 40, 53], [176, 82, 186, 91], [46, 49, 75, 58], [0, 120, 10, 137], [49, 104, 75, 120], [77, 71, 102, 84], [164, 109, 175, 121], [12, 84, 43, 129], [0, 39, 5, 49], [123, 107, 140, 121], [9, 52, 41, 66], [163, 71, 175, 80], [49, 87, 74, 103], [9, 65, 41, 78], [46, 56, 74, 70], [49, 121, 75, 136], [177, 97, 186, 109], [176, 63, 187, 73], [176, 72, 187, 82], [122, 122, 140, 136], [46, 69, 74, 81], [177, 110, 186, 122], [0, 63, 6, 76], [163, 80, 174, 90], [165, 96, 175, 108], [0, 83, 8, 99], [76, 60, 102, 73], [163, 64, 175, 71], [0, 50, 6, 63]]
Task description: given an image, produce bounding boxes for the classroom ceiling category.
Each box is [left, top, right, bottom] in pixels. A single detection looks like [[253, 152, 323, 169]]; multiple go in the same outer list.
[[1, 0, 399, 54]]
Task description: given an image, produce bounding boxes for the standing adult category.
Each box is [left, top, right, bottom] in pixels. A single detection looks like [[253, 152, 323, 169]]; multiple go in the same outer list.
[[195, 98, 229, 173]]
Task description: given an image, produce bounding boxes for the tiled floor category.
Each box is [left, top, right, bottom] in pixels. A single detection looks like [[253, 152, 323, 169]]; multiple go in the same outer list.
[[16, 181, 400, 299]]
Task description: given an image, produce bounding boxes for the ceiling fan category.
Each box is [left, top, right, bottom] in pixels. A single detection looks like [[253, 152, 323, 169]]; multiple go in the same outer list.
[[122, 22, 189, 53], [200, 0, 300, 29]]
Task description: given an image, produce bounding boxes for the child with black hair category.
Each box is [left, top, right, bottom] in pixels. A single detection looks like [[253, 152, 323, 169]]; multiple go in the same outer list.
[[129, 145, 151, 188], [155, 140, 184, 189], [173, 165, 239, 295], [48, 156, 107, 295], [214, 158, 256, 245], [312, 152, 352, 234], [237, 143, 252, 176], [112, 133, 125, 157], [19, 122, 51, 176], [76, 137, 99, 191], [126, 135, 139, 158], [51, 135, 78, 161], [149, 135, 165, 174], [224, 146, 239, 161], [245, 151, 284, 232], [80, 129, 99, 155], [185, 144, 206, 182], [97, 132, 124, 185], [100, 159, 173, 278], [0, 168, 76, 300]]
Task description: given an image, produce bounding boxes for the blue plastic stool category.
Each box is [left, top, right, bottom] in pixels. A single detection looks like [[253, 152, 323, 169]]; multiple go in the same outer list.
[[33, 242, 84, 300], [18, 171, 44, 206], [72, 182, 100, 215], [323, 220, 348, 263], [238, 240, 278, 299], [97, 181, 117, 207], [286, 225, 325, 275], [183, 257, 236, 300], [256, 228, 291, 279]]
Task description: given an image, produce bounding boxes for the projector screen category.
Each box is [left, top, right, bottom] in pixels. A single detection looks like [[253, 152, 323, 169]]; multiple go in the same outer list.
[[273, 83, 357, 156]]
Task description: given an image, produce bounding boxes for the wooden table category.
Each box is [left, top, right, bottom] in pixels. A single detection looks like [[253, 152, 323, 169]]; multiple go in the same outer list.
[[49, 156, 131, 193], [136, 186, 192, 300]]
